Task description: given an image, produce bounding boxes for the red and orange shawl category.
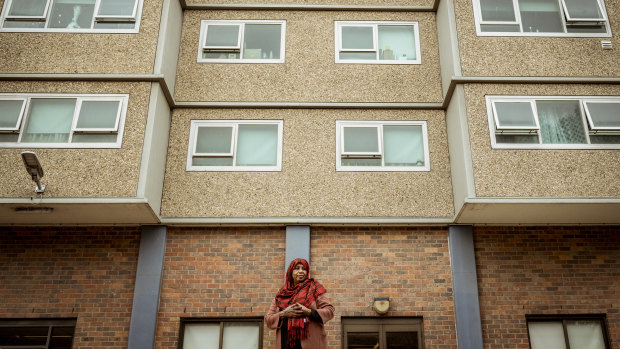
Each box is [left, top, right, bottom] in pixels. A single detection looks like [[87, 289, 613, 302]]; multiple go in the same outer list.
[[275, 258, 327, 347]]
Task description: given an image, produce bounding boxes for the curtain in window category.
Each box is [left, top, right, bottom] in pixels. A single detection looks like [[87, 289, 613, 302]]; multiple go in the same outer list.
[[383, 125, 424, 166], [222, 324, 259, 349], [528, 322, 567, 349], [236, 124, 278, 166], [536, 100, 587, 144], [22, 98, 75, 143], [566, 321, 606, 349], [182, 324, 219, 349]]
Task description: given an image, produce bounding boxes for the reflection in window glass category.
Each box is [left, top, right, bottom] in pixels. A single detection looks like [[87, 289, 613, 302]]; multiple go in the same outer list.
[[585, 102, 620, 128], [343, 127, 379, 153], [342, 26, 374, 50], [563, 0, 603, 20], [384, 125, 424, 166], [347, 332, 380, 349], [519, 0, 564, 33], [48, 0, 96, 29], [529, 322, 567, 349], [222, 323, 260, 349], [236, 124, 278, 166]]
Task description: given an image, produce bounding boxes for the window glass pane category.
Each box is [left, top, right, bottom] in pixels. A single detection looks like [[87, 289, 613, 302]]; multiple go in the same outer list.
[[93, 21, 134, 29], [528, 322, 567, 349], [0, 326, 49, 345], [566, 320, 605, 349], [383, 125, 424, 166], [519, 0, 564, 33], [193, 157, 234, 166], [590, 135, 620, 144], [22, 98, 75, 143], [341, 158, 382, 167], [536, 100, 587, 144], [378, 25, 415, 61], [76, 100, 119, 129], [347, 332, 380, 349], [342, 26, 374, 50], [586, 102, 620, 128], [339, 52, 376, 60], [206, 25, 240, 47], [3, 20, 46, 28], [0, 100, 24, 128], [71, 133, 117, 143], [196, 126, 233, 154], [0, 134, 19, 142], [480, 0, 517, 22], [495, 102, 537, 127], [480, 24, 520, 32], [48, 0, 96, 29], [97, 0, 136, 16], [49, 326, 75, 349], [343, 127, 379, 153], [566, 25, 606, 33], [563, 0, 603, 19], [182, 324, 220, 349], [236, 124, 278, 166], [386, 331, 419, 349], [9, 0, 48, 16], [243, 24, 281, 59], [222, 323, 260, 349], [496, 134, 539, 144]]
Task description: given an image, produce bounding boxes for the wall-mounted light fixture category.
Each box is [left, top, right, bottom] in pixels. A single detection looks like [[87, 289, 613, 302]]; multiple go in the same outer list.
[[21, 151, 46, 193], [372, 297, 390, 315]]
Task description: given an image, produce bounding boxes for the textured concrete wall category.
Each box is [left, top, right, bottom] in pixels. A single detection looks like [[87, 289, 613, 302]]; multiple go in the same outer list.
[[0, 226, 140, 349], [161, 108, 453, 218], [454, 0, 619, 77], [474, 226, 620, 348], [174, 10, 442, 103], [464, 83, 620, 198], [0, 81, 150, 198], [0, 0, 162, 74]]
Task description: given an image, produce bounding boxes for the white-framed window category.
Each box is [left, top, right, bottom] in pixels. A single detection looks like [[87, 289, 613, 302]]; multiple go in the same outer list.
[[0, 93, 128, 148], [0, 0, 143, 33], [335, 21, 421, 64], [198, 20, 286, 63], [486, 96, 620, 149], [472, 0, 611, 37], [187, 120, 283, 171], [336, 121, 429, 171], [527, 315, 610, 349], [180, 318, 263, 349]]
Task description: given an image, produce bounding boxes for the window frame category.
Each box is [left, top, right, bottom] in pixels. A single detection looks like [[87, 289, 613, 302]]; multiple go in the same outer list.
[[187, 119, 283, 172], [336, 120, 430, 172], [178, 317, 264, 349], [526, 314, 611, 349], [341, 317, 425, 349], [334, 21, 422, 65], [0, 0, 143, 33], [0, 93, 128, 148], [472, 0, 612, 37], [0, 318, 76, 349], [197, 20, 286, 64], [486, 95, 620, 149]]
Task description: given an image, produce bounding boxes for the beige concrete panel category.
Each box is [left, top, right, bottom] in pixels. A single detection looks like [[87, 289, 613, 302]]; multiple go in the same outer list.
[[174, 11, 443, 103], [0, 0, 162, 74], [464, 84, 620, 198], [454, 1, 619, 77], [0, 81, 151, 198], [186, 0, 435, 5], [161, 108, 453, 218]]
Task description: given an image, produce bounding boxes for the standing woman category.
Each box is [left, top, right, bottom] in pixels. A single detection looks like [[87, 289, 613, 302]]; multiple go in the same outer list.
[[265, 258, 335, 349]]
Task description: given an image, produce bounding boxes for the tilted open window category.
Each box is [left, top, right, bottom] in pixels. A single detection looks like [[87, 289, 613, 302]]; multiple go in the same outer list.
[[0, 93, 128, 148], [487, 96, 620, 148], [0, 0, 142, 32]]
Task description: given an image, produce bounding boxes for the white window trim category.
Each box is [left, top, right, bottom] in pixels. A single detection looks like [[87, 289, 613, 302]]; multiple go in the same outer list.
[[197, 20, 286, 64], [0, 93, 128, 148], [486, 95, 620, 149], [0, 0, 143, 33], [336, 120, 430, 172], [186, 120, 283, 172], [334, 21, 422, 65], [472, 0, 612, 37]]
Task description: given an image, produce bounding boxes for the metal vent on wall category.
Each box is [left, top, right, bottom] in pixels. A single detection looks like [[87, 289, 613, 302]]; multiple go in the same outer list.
[[601, 41, 612, 50]]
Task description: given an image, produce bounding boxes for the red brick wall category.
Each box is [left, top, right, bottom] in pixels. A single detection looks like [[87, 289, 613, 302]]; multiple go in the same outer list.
[[474, 226, 620, 349], [0, 226, 140, 349], [155, 226, 456, 349]]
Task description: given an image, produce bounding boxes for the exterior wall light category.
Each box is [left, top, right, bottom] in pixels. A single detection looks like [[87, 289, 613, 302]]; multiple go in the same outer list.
[[21, 151, 46, 193], [372, 297, 390, 315]]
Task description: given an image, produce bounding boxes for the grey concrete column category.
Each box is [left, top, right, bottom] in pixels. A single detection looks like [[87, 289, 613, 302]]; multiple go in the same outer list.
[[127, 225, 167, 349], [285, 225, 310, 273], [449, 225, 483, 349]]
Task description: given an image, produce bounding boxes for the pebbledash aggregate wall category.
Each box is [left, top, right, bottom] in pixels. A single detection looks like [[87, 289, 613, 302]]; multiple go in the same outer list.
[[474, 226, 620, 349]]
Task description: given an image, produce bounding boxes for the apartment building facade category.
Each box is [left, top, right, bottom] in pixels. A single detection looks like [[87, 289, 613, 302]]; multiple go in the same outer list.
[[0, 0, 618, 348]]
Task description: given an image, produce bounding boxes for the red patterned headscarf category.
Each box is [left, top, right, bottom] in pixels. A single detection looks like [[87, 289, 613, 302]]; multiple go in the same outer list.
[[275, 259, 327, 346]]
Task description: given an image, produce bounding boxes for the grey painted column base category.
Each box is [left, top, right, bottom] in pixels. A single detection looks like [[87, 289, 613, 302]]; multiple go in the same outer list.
[[127, 225, 167, 349], [449, 225, 483, 349], [285, 225, 310, 273]]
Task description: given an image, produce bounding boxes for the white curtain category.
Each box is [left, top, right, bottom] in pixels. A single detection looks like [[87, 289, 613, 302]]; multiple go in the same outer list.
[[222, 324, 259, 349], [22, 98, 75, 143], [528, 322, 567, 349], [536, 100, 587, 144], [236, 124, 278, 166], [383, 125, 424, 166], [182, 324, 219, 349], [567, 321, 606, 349]]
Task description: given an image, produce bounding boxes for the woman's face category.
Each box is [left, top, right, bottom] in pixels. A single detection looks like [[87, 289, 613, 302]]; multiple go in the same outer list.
[[292, 263, 308, 285]]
